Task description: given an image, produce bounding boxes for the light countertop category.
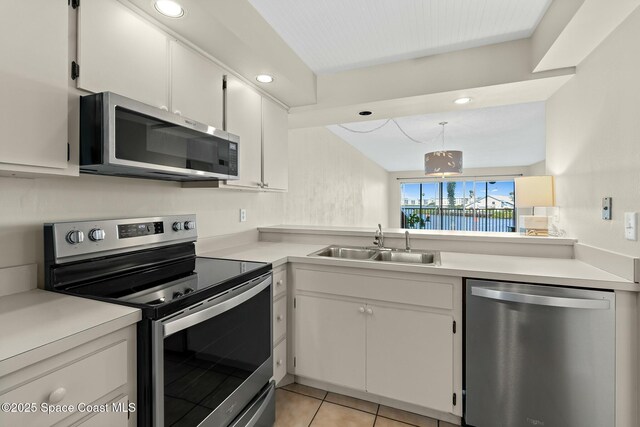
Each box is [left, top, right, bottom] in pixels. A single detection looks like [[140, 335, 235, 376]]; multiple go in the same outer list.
[[0, 289, 141, 373], [201, 242, 638, 292]]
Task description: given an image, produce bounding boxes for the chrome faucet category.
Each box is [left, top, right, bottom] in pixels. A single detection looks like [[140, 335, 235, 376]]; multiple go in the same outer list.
[[405, 230, 411, 251], [373, 224, 384, 248]]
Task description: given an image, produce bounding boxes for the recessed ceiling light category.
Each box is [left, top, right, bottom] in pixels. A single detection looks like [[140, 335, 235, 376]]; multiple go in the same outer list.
[[256, 74, 274, 83], [154, 0, 184, 18], [359, 111, 372, 116], [454, 97, 472, 105]]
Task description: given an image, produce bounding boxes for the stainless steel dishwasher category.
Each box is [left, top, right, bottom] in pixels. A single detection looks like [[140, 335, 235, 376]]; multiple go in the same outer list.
[[464, 279, 615, 427]]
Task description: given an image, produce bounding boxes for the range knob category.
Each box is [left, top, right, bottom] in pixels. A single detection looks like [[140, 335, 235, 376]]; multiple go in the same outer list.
[[65, 230, 85, 245], [88, 228, 106, 241], [184, 221, 196, 230], [172, 222, 184, 231], [172, 291, 184, 299], [184, 287, 194, 294]]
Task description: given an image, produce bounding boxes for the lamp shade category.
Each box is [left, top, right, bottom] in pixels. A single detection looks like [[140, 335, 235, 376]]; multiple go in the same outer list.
[[514, 176, 555, 207], [424, 150, 463, 176]]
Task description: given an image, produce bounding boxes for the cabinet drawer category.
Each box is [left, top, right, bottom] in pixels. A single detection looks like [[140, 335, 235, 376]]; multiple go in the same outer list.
[[273, 268, 287, 300], [273, 339, 287, 385], [0, 341, 128, 427], [296, 267, 454, 310], [273, 296, 287, 344]]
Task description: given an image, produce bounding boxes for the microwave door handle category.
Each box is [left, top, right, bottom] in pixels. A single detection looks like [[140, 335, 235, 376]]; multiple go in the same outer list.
[[471, 287, 610, 310], [163, 275, 271, 337]]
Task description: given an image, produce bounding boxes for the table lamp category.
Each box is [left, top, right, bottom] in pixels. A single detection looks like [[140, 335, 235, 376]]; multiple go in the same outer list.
[[514, 176, 555, 236]]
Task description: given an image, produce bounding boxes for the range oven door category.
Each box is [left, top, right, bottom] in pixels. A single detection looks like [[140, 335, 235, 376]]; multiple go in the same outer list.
[[152, 273, 273, 427]]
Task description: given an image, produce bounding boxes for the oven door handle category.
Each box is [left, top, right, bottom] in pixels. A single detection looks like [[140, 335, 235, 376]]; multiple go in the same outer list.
[[162, 274, 271, 337]]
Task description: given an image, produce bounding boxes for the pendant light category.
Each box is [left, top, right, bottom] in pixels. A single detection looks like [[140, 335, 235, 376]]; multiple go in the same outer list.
[[424, 121, 463, 177]]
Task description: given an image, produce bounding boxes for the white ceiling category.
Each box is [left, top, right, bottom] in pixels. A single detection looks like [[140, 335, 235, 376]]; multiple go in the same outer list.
[[327, 102, 545, 171], [247, 0, 553, 74]]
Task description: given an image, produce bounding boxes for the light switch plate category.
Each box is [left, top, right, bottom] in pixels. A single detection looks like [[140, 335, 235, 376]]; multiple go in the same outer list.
[[602, 197, 612, 220], [625, 212, 637, 241]]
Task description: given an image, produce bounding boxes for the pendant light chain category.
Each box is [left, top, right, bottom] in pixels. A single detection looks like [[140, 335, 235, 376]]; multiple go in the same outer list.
[[338, 119, 443, 146]]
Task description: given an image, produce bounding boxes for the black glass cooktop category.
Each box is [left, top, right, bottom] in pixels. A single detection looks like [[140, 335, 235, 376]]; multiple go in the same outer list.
[[61, 256, 270, 319]]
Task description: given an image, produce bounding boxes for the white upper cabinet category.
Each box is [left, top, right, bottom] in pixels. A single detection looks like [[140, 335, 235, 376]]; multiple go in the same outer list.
[[0, 0, 69, 173], [170, 41, 224, 129], [77, 0, 169, 109], [262, 97, 289, 191], [223, 76, 263, 189]]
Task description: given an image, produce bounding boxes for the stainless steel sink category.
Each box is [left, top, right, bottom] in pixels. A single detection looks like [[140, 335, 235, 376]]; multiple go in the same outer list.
[[373, 250, 438, 265], [310, 245, 440, 265], [313, 246, 378, 260]]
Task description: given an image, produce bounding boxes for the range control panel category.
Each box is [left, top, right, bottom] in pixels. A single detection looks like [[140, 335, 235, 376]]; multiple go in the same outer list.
[[118, 221, 164, 239], [46, 215, 197, 263]]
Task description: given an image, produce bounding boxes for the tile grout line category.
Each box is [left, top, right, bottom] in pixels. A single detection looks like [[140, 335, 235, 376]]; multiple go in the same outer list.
[[281, 385, 435, 427], [306, 394, 326, 427]]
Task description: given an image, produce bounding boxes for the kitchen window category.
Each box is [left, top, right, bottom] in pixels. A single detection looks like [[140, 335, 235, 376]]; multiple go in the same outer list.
[[400, 180, 516, 232]]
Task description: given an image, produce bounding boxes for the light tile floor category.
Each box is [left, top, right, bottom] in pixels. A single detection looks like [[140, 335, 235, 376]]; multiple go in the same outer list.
[[275, 383, 459, 427]]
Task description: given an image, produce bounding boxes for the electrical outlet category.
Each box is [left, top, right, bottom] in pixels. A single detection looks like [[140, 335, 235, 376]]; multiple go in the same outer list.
[[240, 209, 247, 222]]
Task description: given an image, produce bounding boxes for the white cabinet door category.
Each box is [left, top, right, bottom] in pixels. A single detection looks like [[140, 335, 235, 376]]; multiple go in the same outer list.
[[261, 97, 288, 191], [170, 41, 224, 128], [78, 0, 169, 109], [224, 76, 262, 188], [0, 0, 68, 170], [295, 295, 366, 390], [366, 304, 453, 413]]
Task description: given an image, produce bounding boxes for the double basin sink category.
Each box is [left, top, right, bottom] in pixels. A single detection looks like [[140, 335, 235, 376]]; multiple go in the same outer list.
[[310, 245, 440, 265]]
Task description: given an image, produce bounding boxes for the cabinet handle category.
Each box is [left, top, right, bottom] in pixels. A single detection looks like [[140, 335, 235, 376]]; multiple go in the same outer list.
[[159, 105, 169, 111], [174, 110, 182, 116], [277, 315, 283, 321], [263, 182, 269, 188], [358, 307, 365, 313], [48, 387, 67, 404], [366, 308, 373, 315], [276, 359, 283, 366], [276, 280, 283, 286]]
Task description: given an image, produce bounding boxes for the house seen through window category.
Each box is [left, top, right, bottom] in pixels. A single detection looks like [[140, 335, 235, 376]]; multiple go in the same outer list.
[[400, 180, 516, 232]]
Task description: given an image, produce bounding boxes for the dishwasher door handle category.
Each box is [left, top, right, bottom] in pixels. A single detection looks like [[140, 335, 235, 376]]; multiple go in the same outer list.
[[471, 287, 611, 309]]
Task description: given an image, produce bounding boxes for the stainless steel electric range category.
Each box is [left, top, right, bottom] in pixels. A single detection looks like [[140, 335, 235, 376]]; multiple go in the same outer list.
[[44, 215, 275, 427]]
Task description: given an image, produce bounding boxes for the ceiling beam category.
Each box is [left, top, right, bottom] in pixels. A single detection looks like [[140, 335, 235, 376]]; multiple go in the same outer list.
[[532, 0, 640, 72], [290, 37, 575, 128]]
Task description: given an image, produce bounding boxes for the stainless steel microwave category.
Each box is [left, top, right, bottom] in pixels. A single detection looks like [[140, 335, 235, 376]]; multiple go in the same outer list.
[[80, 92, 239, 181]]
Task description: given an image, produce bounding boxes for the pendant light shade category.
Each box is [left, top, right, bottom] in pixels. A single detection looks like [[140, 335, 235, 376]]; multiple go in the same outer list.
[[424, 122, 463, 177], [424, 150, 463, 176]]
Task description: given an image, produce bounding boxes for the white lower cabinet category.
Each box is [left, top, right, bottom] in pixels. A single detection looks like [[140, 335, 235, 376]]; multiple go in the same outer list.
[[273, 339, 288, 385], [0, 325, 136, 427], [366, 305, 453, 412], [294, 295, 366, 390], [272, 265, 289, 385], [292, 264, 461, 417]]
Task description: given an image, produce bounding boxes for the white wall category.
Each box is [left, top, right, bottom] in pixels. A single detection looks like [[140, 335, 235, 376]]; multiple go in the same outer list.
[[546, 7, 640, 256], [285, 127, 389, 227], [0, 175, 284, 280]]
